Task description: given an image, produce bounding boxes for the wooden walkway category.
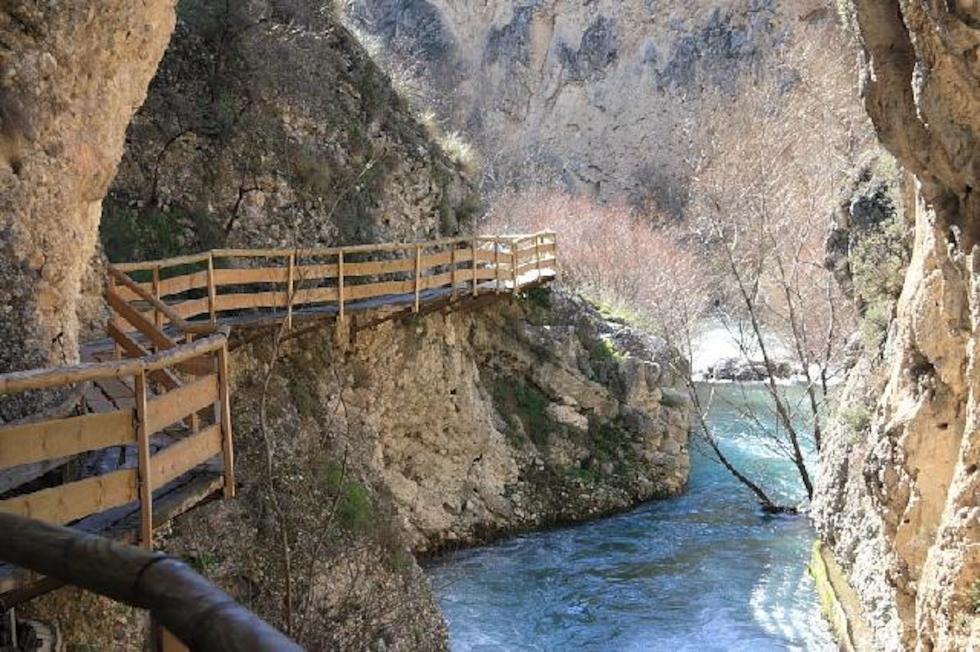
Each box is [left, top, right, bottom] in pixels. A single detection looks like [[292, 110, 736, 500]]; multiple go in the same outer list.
[[0, 231, 557, 607]]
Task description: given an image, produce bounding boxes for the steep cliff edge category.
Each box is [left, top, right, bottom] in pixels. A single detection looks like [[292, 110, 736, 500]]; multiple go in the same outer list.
[[158, 289, 690, 649], [343, 0, 848, 211], [813, 2, 980, 649], [0, 1, 176, 416]]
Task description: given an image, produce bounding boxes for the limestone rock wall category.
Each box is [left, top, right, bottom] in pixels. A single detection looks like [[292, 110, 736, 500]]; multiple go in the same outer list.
[[814, 2, 980, 649], [103, 2, 476, 263], [343, 0, 843, 211], [0, 2, 176, 414]]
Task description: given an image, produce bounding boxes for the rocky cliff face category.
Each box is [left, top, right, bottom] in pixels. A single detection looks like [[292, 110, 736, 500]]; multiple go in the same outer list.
[[103, 1, 476, 263], [0, 1, 176, 415], [814, 2, 980, 649], [342, 0, 843, 211], [153, 288, 689, 650]]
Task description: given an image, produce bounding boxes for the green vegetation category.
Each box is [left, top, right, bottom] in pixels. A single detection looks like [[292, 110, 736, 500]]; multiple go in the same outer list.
[[851, 208, 910, 351], [493, 377, 552, 444], [184, 551, 219, 575], [520, 285, 552, 309], [840, 405, 871, 434], [968, 579, 980, 615], [590, 337, 623, 365]]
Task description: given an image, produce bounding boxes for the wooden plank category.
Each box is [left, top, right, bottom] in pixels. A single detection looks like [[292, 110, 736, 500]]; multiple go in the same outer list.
[[134, 371, 153, 549], [0, 410, 135, 469], [292, 286, 339, 305], [214, 291, 287, 313], [156, 271, 210, 298], [150, 424, 222, 488], [420, 270, 455, 291], [171, 297, 212, 321], [107, 323, 181, 391], [343, 279, 415, 302], [212, 267, 290, 286], [107, 291, 177, 352], [341, 257, 413, 278], [145, 375, 219, 434], [111, 253, 211, 273], [0, 468, 137, 525]]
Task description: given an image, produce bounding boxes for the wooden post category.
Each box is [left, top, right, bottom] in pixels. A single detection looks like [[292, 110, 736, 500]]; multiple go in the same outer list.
[[413, 245, 421, 313], [535, 235, 542, 280], [108, 272, 122, 360], [450, 244, 458, 300], [338, 250, 345, 322], [206, 253, 217, 324], [134, 370, 153, 550], [471, 237, 478, 297], [152, 266, 162, 335], [511, 238, 519, 295], [216, 344, 235, 499], [495, 239, 502, 293], [286, 253, 295, 330]]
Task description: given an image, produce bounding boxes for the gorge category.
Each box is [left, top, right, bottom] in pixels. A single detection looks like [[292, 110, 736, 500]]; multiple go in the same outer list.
[[0, 0, 979, 650]]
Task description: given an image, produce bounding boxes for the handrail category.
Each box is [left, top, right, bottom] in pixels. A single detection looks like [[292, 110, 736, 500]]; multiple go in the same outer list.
[[111, 231, 558, 272], [0, 328, 230, 394], [107, 265, 217, 335], [0, 511, 302, 651]]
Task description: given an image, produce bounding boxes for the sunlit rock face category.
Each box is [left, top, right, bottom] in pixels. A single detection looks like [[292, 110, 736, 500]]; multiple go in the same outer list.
[[343, 0, 837, 212], [0, 2, 176, 411], [813, 2, 980, 650]]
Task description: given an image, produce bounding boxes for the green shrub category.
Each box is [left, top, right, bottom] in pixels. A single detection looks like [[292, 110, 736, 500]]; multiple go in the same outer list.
[[338, 479, 375, 534], [968, 580, 980, 615], [840, 405, 871, 433], [493, 377, 551, 443], [590, 338, 623, 365]]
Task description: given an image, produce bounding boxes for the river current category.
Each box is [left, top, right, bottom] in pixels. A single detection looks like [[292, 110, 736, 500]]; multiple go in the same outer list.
[[426, 384, 835, 651]]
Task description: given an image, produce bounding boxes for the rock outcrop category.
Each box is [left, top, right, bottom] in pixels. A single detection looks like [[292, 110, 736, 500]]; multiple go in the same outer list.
[[343, 0, 845, 211], [814, 2, 980, 649], [103, 1, 476, 263], [148, 288, 689, 650], [0, 1, 176, 417]]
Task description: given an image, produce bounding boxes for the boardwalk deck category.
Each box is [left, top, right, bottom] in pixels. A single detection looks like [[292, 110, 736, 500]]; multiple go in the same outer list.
[[0, 231, 557, 606]]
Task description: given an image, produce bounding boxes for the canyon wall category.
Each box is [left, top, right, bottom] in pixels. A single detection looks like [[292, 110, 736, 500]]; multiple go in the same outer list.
[[814, 1, 980, 649], [0, 2, 176, 417], [152, 289, 690, 649], [342, 0, 848, 212]]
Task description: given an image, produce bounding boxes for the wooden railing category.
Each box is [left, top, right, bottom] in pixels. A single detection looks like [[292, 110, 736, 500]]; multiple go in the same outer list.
[[0, 330, 234, 549], [106, 231, 557, 335], [0, 511, 301, 651], [0, 230, 557, 648]]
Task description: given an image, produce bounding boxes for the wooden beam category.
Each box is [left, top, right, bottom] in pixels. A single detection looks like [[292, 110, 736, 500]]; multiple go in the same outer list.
[[0, 410, 135, 469], [206, 253, 217, 324], [216, 345, 235, 499], [0, 468, 137, 525], [471, 237, 478, 298], [0, 511, 303, 650], [338, 250, 345, 323], [413, 245, 421, 313], [134, 371, 153, 550], [285, 253, 295, 330], [150, 424, 222, 488], [144, 374, 219, 434]]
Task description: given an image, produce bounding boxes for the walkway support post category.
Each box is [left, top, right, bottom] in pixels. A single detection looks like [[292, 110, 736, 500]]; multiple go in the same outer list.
[[511, 238, 519, 295], [338, 250, 345, 322], [134, 370, 153, 550], [108, 272, 122, 360], [535, 234, 542, 281], [152, 265, 162, 335], [286, 253, 295, 330], [472, 237, 478, 297], [206, 253, 217, 325], [450, 243, 458, 300], [494, 239, 502, 293], [414, 245, 421, 313], [217, 343, 235, 499]]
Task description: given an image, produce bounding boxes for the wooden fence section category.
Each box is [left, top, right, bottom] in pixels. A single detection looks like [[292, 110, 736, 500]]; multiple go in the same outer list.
[[107, 231, 557, 335], [0, 331, 234, 551]]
